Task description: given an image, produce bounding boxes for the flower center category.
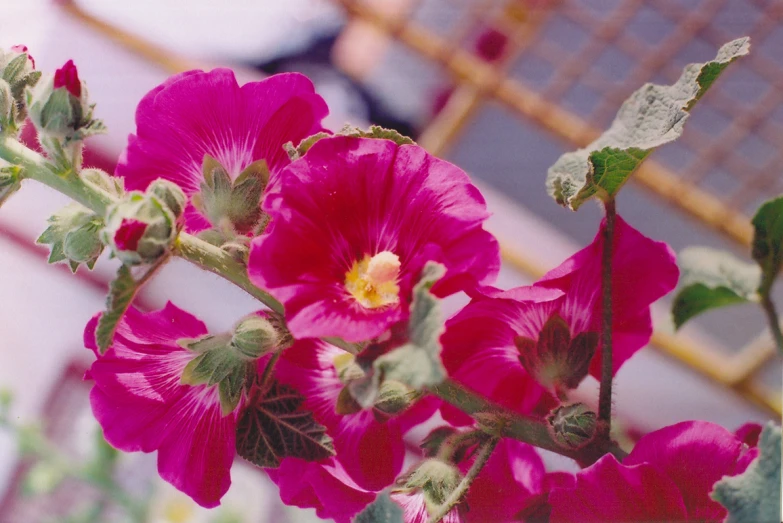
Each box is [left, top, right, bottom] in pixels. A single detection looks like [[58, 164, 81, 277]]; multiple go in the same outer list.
[[345, 251, 401, 309]]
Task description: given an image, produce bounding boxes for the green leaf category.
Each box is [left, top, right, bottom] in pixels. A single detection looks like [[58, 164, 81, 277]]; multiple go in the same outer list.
[[672, 247, 761, 329], [547, 37, 750, 210], [711, 422, 781, 523], [354, 492, 404, 523], [342, 125, 415, 146], [235, 380, 335, 468], [95, 265, 137, 354], [751, 195, 783, 296], [373, 262, 447, 390]]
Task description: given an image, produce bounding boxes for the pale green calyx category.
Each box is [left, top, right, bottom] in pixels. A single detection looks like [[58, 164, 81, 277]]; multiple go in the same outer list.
[[231, 315, 279, 359], [547, 403, 597, 449], [192, 155, 270, 236], [400, 458, 462, 515], [102, 182, 184, 265], [37, 202, 104, 272]]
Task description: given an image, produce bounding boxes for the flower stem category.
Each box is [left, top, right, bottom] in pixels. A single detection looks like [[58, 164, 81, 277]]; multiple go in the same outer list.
[[760, 294, 783, 354], [427, 436, 500, 523], [598, 199, 616, 437]]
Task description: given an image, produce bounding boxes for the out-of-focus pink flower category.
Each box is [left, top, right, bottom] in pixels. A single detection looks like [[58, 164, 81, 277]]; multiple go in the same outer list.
[[112, 218, 148, 251], [735, 422, 763, 448], [84, 303, 240, 508], [10, 45, 34, 68], [53, 59, 81, 98], [273, 339, 435, 491], [249, 136, 500, 343], [549, 421, 760, 522], [441, 216, 678, 407], [115, 69, 328, 233]]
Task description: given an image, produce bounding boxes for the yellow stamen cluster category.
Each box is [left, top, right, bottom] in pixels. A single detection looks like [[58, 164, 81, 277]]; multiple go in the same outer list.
[[345, 251, 401, 309]]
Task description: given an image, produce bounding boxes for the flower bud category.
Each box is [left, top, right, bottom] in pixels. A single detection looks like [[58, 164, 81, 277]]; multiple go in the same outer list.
[[102, 189, 180, 265], [402, 458, 462, 513], [80, 168, 124, 198], [26, 59, 104, 159], [62, 219, 103, 263], [148, 179, 186, 219], [373, 379, 414, 415], [547, 403, 597, 449], [0, 45, 40, 130], [230, 315, 279, 359]]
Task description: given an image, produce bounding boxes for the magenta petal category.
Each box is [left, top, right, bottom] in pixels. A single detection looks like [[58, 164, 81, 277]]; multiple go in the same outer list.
[[391, 491, 463, 523], [549, 454, 687, 523], [249, 136, 500, 342], [267, 458, 375, 523], [84, 303, 237, 508], [115, 70, 328, 233], [462, 439, 545, 522], [624, 420, 745, 521]]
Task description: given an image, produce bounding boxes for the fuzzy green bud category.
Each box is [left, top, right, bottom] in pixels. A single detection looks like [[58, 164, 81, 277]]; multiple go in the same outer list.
[[231, 315, 279, 359], [403, 459, 462, 514], [62, 219, 104, 263], [102, 185, 183, 265], [0, 47, 39, 131], [373, 380, 414, 415], [547, 403, 597, 449]]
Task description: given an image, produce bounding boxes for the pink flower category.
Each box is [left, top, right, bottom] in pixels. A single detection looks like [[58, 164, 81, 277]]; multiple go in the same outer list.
[[115, 69, 328, 233], [272, 338, 435, 491], [389, 438, 547, 522], [10, 44, 34, 68], [549, 421, 760, 522], [266, 458, 375, 523], [248, 136, 500, 342], [53, 59, 81, 98], [83, 303, 240, 508], [441, 216, 678, 408], [113, 218, 148, 251]]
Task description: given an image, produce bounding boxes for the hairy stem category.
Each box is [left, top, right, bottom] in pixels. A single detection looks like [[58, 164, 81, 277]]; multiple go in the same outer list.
[[427, 436, 500, 523], [598, 199, 616, 437], [761, 294, 783, 354]]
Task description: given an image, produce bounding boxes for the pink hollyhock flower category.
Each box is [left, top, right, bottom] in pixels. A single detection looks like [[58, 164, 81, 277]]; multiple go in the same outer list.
[[390, 437, 547, 522], [549, 420, 760, 522], [266, 457, 375, 523], [272, 338, 436, 491], [115, 69, 328, 233], [249, 136, 500, 342], [441, 216, 678, 408], [83, 303, 241, 508], [53, 59, 81, 98]]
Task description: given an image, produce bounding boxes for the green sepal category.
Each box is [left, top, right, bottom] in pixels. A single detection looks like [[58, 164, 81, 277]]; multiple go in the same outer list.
[[547, 37, 749, 210], [711, 422, 781, 523], [285, 132, 331, 161], [193, 155, 269, 235], [547, 403, 597, 449], [37, 202, 104, 271], [0, 165, 22, 208], [671, 247, 761, 329]]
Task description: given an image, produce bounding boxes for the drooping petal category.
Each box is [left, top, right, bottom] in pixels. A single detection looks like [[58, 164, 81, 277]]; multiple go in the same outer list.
[[84, 303, 238, 508], [249, 136, 500, 342]]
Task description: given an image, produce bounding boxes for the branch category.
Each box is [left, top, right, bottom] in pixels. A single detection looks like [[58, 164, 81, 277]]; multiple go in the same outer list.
[[598, 199, 616, 438]]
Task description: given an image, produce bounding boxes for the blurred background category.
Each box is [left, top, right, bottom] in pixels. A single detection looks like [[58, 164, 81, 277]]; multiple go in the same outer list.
[[0, 0, 781, 520]]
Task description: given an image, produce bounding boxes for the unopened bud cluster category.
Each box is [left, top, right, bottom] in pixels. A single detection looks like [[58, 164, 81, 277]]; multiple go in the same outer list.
[[0, 46, 39, 133]]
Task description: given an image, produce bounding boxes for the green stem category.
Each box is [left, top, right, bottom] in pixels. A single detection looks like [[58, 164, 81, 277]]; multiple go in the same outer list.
[[427, 436, 500, 523], [598, 199, 616, 437], [428, 379, 626, 465], [0, 135, 114, 214], [760, 294, 783, 354]]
